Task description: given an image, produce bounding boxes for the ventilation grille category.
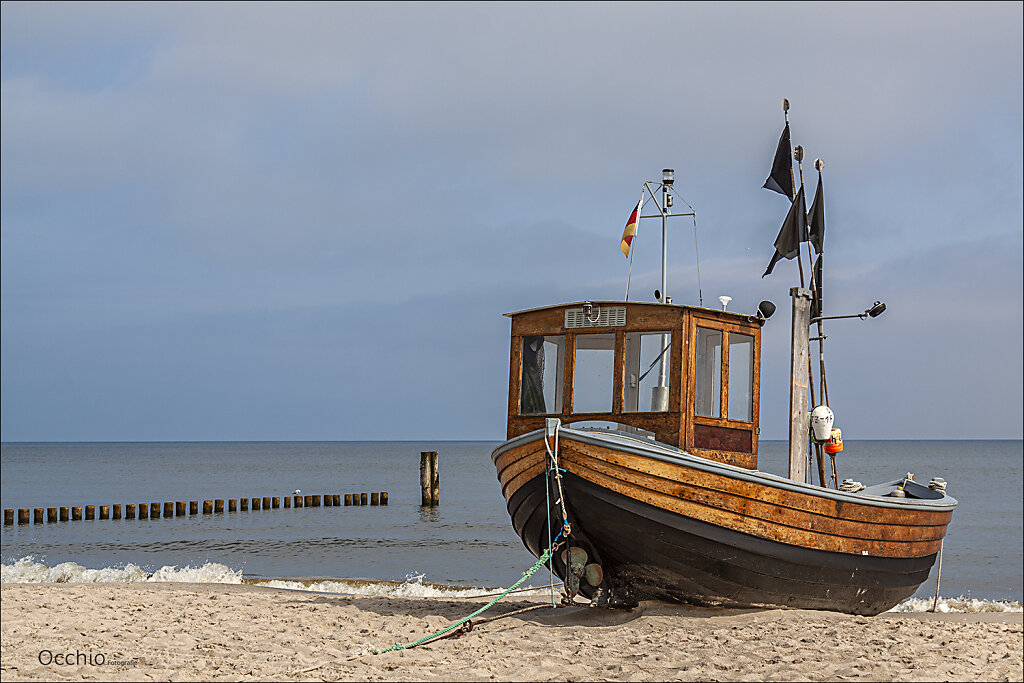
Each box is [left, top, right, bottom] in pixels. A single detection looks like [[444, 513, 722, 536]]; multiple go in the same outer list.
[[565, 305, 627, 329]]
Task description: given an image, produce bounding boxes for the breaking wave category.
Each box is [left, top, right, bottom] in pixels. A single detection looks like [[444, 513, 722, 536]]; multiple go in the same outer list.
[[3, 557, 1018, 611]]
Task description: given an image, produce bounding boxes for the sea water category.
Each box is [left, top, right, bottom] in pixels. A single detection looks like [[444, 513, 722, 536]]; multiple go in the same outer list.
[[1, 440, 1020, 611]]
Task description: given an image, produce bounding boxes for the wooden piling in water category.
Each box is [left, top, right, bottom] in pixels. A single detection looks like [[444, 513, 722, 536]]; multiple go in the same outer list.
[[252, 497, 261, 510], [99, 505, 110, 520], [314, 495, 322, 507], [163, 502, 173, 518], [344, 494, 352, 506], [215, 499, 224, 513], [294, 495, 302, 508], [190, 501, 198, 515], [241, 498, 249, 511], [4, 509, 13, 525], [176, 501, 186, 516], [126, 503, 136, 519], [303, 495, 312, 507], [284, 496, 291, 508], [203, 500, 213, 514], [360, 493, 368, 505], [332, 494, 341, 506], [229, 499, 237, 512], [150, 503, 160, 518], [48, 507, 59, 523], [61, 506, 70, 521], [112, 504, 121, 520], [272, 497, 280, 509], [371, 492, 379, 505], [34, 508, 45, 523], [380, 491, 388, 506], [85, 505, 95, 521], [324, 494, 332, 507], [262, 497, 271, 510], [420, 451, 439, 506], [137, 504, 147, 519], [19, 508, 31, 524]]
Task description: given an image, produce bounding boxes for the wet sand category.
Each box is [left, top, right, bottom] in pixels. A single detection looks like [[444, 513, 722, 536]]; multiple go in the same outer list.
[[1, 583, 1021, 681]]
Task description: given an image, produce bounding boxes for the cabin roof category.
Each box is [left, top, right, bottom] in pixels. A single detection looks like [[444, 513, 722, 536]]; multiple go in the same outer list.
[[503, 300, 763, 325]]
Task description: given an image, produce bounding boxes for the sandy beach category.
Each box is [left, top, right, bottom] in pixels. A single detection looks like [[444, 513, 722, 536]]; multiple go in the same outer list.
[[1, 583, 1021, 681]]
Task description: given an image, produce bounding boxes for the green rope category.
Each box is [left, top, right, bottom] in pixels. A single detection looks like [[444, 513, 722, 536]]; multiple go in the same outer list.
[[372, 547, 553, 655]]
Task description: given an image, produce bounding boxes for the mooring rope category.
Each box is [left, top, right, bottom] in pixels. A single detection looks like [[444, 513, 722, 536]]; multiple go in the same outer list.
[[369, 543, 558, 655], [366, 426, 571, 657]]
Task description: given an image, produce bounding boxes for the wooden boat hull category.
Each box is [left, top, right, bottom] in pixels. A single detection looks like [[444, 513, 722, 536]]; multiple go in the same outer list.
[[493, 428, 956, 616]]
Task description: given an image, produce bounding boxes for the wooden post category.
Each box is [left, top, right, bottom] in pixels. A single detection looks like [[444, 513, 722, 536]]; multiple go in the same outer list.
[[333, 494, 341, 506], [360, 492, 368, 505], [272, 497, 280, 509], [324, 494, 333, 507], [380, 491, 388, 506], [190, 501, 199, 515], [48, 507, 59, 523], [420, 451, 431, 506], [788, 287, 812, 484], [150, 502, 160, 518], [203, 500, 213, 514], [137, 504, 147, 519], [126, 504, 135, 519], [262, 496, 271, 510], [215, 499, 224, 513], [72, 506, 84, 521], [34, 508, 45, 523], [344, 494, 352, 506], [284, 496, 291, 508], [371, 492, 379, 505], [59, 506, 70, 521], [162, 502, 173, 518], [176, 501, 186, 516], [241, 498, 249, 511], [430, 451, 439, 506], [252, 497, 261, 510], [931, 540, 945, 612], [99, 505, 110, 520], [229, 499, 237, 512], [4, 509, 13, 525], [85, 505, 95, 521], [304, 495, 312, 507], [293, 495, 302, 508], [112, 504, 121, 520], [18, 508, 30, 524]]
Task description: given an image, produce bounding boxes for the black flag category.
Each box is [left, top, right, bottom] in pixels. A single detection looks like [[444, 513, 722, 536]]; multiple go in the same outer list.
[[762, 186, 807, 277], [807, 172, 825, 255], [763, 123, 794, 199]]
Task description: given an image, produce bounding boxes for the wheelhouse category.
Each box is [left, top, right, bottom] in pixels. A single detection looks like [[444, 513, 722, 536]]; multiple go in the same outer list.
[[505, 301, 764, 469]]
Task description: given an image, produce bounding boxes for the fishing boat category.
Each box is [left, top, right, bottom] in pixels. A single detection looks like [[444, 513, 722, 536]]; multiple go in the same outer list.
[[490, 110, 957, 616]]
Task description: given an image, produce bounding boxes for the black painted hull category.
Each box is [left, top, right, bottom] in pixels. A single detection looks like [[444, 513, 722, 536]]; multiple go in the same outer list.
[[507, 470, 938, 616]]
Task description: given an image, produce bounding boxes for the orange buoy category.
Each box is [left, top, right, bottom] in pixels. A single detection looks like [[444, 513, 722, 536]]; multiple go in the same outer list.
[[824, 427, 843, 454]]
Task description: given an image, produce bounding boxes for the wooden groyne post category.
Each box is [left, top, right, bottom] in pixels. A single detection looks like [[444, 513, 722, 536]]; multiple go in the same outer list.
[[420, 451, 439, 506]]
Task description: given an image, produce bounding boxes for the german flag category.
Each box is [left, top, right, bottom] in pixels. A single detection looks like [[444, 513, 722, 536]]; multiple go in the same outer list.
[[620, 200, 640, 257]]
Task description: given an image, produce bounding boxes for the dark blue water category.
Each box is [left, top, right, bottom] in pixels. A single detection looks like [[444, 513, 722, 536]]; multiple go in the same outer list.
[[1, 440, 1020, 601]]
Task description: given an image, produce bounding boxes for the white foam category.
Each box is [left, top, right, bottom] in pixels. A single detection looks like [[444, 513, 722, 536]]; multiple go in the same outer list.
[[889, 596, 1023, 613], [0, 556, 244, 585], [252, 571, 553, 598]]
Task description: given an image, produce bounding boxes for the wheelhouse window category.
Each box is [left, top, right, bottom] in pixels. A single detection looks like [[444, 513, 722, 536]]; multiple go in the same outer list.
[[573, 333, 615, 413], [728, 333, 754, 422], [624, 331, 671, 412], [694, 327, 722, 418], [520, 335, 564, 415]]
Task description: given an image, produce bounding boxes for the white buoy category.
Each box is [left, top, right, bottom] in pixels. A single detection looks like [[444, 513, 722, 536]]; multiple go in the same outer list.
[[810, 405, 835, 442]]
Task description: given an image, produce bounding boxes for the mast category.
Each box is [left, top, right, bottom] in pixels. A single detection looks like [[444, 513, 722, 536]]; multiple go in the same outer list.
[[658, 169, 674, 397]]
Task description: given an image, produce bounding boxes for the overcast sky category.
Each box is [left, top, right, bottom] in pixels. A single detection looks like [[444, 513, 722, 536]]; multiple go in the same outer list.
[[2, 2, 1021, 442]]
